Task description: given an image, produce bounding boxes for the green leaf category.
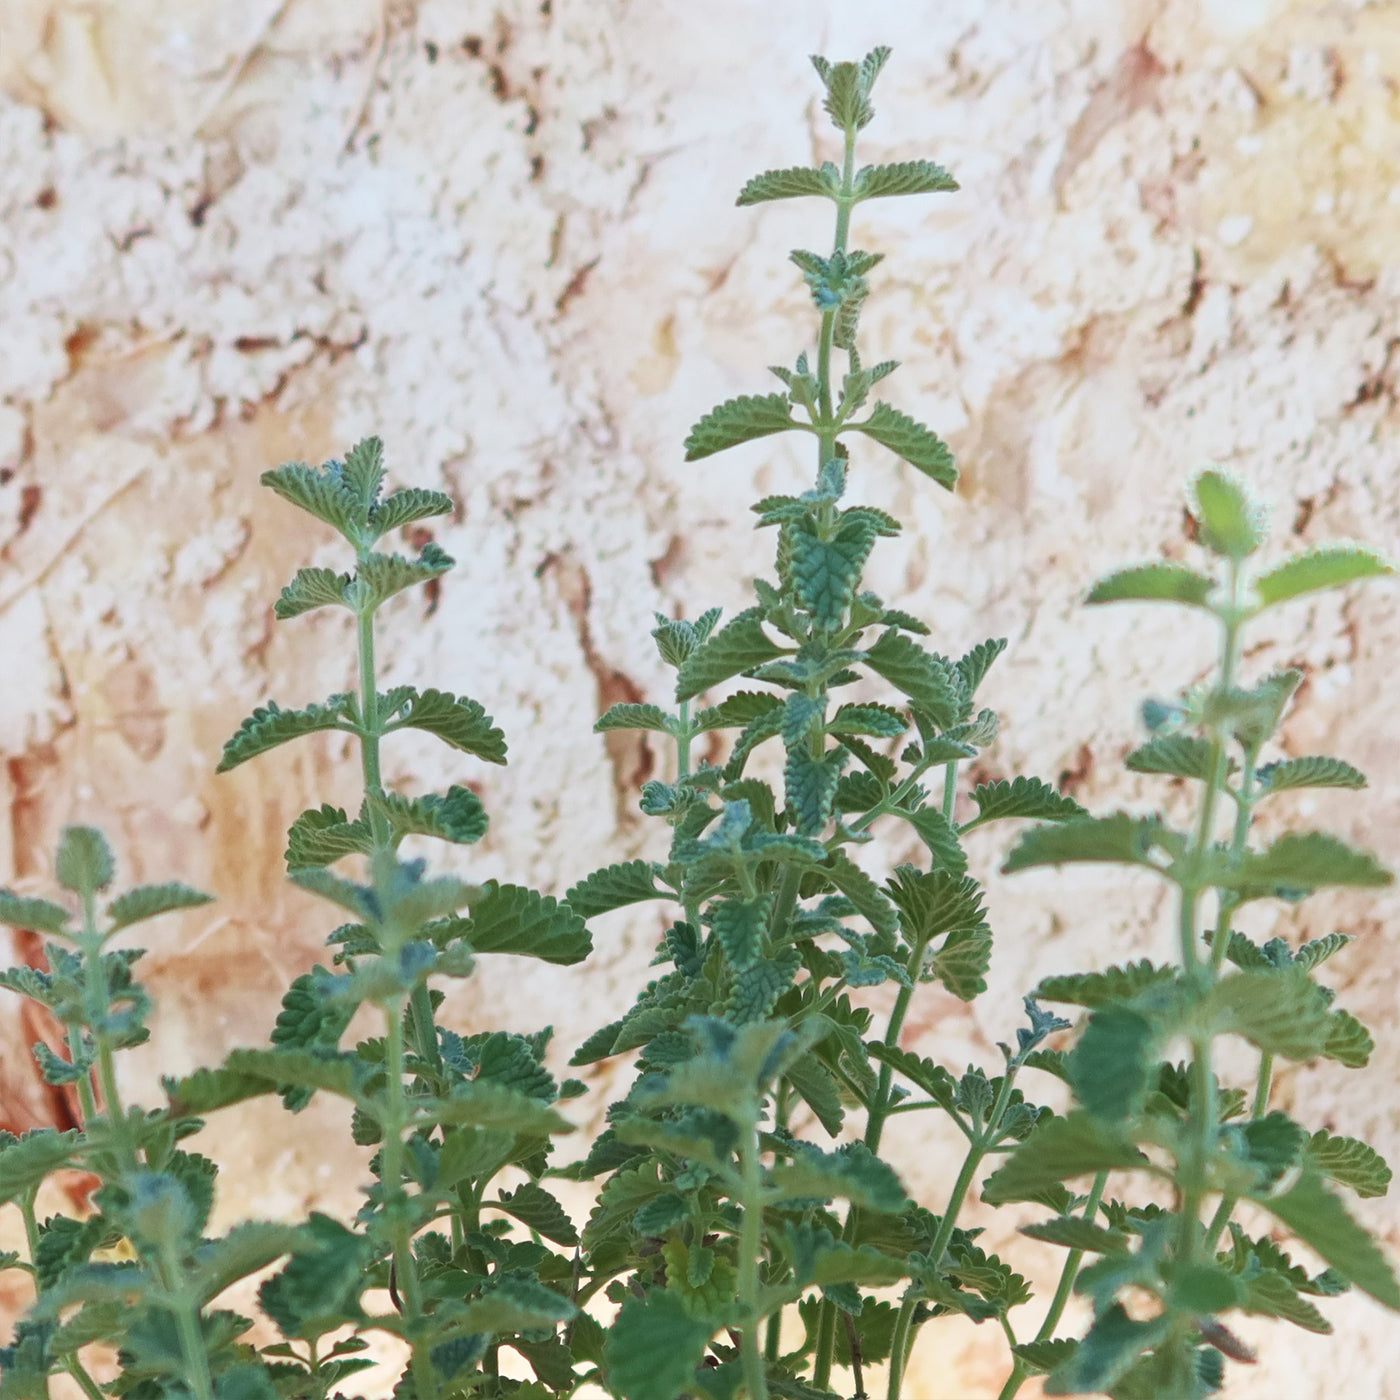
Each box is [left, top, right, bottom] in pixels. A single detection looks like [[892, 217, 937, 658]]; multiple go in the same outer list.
[[735, 166, 841, 206], [783, 1054, 845, 1137], [422, 1082, 568, 1135], [1192, 469, 1265, 559], [434, 882, 590, 965], [852, 160, 958, 200], [284, 805, 373, 869], [824, 851, 899, 939], [684, 394, 801, 461], [224, 1048, 361, 1103], [1305, 1131, 1392, 1199], [1210, 969, 1334, 1060], [188, 1222, 310, 1306], [0, 1130, 81, 1205], [709, 895, 770, 971], [605, 1291, 713, 1400], [885, 867, 985, 943], [1255, 544, 1392, 607], [863, 632, 959, 725], [493, 1181, 579, 1245], [966, 776, 1085, 828], [1012, 1338, 1079, 1376], [789, 518, 878, 628], [1044, 1302, 1170, 1395], [273, 566, 349, 619], [340, 436, 386, 509], [817, 48, 888, 131], [354, 543, 453, 610], [954, 637, 1007, 697], [1257, 756, 1367, 795], [676, 611, 787, 701], [1069, 1004, 1159, 1121], [1293, 932, 1352, 970], [726, 947, 801, 1023], [368, 786, 489, 847], [1125, 735, 1219, 782], [1035, 961, 1177, 1009], [384, 687, 507, 764], [1171, 1261, 1243, 1314], [105, 882, 213, 932], [566, 860, 667, 919], [367, 486, 453, 537], [261, 462, 359, 538], [1255, 1172, 1400, 1308], [981, 1113, 1151, 1205], [1003, 813, 1176, 874], [163, 1066, 273, 1116], [1242, 1269, 1333, 1334], [865, 1044, 957, 1110], [828, 703, 906, 739], [259, 1213, 369, 1339], [1020, 1218, 1129, 1254], [0, 891, 72, 937], [694, 691, 783, 732], [1085, 564, 1215, 608], [1222, 832, 1391, 902], [899, 806, 967, 874], [55, 827, 114, 896], [217, 695, 352, 772], [785, 745, 847, 834], [596, 703, 671, 734], [770, 1143, 908, 1212], [930, 926, 992, 1001], [1323, 1009, 1374, 1068], [850, 403, 956, 488]]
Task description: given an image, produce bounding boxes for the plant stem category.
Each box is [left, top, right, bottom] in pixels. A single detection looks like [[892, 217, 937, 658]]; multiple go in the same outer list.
[[161, 1244, 215, 1400], [737, 1107, 769, 1400], [996, 1172, 1109, 1400]]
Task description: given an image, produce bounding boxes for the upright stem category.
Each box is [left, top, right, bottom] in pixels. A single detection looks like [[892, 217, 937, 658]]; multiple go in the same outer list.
[[737, 1108, 769, 1400], [161, 1243, 215, 1400]]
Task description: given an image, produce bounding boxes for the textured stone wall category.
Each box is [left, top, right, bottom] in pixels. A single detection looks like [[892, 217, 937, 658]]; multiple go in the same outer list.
[[1, 1, 1399, 1394]]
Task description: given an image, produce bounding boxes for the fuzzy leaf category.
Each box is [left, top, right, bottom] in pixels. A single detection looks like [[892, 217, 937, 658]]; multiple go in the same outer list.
[[1085, 564, 1215, 608], [954, 637, 1007, 697], [284, 805, 373, 869], [217, 695, 352, 773], [0, 892, 72, 937], [224, 1048, 361, 1103], [851, 403, 956, 488], [770, 1143, 908, 1212], [1255, 1172, 1400, 1309], [493, 1181, 579, 1245], [1257, 756, 1367, 795], [368, 786, 489, 847], [863, 632, 959, 725], [981, 1114, 1151, 1205], [273, 566, 349, 619], [1222, 832, 1391, 902], [422, 1083, 568, 1135], [368, 487, 454, 537], [1021, 1218, 1129, 1254], [1305, 1131, 1392, 1199], [885, 867, 985, 943], [1002, 814, 1174, 874], [930, 926, 992, 1001], [259, 1212, 370, 1339], [900, 806, 967, 874], [785, 744, 847, 834], [1254, 545, 1392, 607], [1322, 1009, 1374, 1068], [435, 882, 590, 965], [735, 166, 841, 205], [105, 883, 213, 932], [1210, 969, 1334, 1060], [1125, 735, 1218, 782], [385, 688, 507, 764], [1069, 1004, 1159, 1121], [864, 1044, 958, 1110], [852, 160, 958, 200], [566, 860, 667, 919], [163, 1066, 273, 1116], [676, 611, 787, 701], [828, 703, 906, 739], [823, 852, 899, 939], [189, 1221, 306, 1305], [340, 436, 385, 508], [789, 518, 878, 628], [1193, 469, 1265, 559], [605, 1291, 713, 1400], [0, 1130, 82, 1205], [1035, 961, 1177, 1009], [709, 895, 770, 971], [355, 543, 453, 610], [55, 828, 114, 895], [1242, 1270, 1333, 1334], [596, 703, 671, 734], [261, 462, 359, 537], [966, 777, 1086, 828], [1012, 1339, 1080, 1376], [694, 691, 783, 732], [684, 394, 800, 460], [1044, 1302, 1170, 1394]]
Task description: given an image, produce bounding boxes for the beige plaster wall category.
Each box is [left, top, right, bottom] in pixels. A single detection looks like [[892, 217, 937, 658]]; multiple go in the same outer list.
[[0, 1, 1398, 1395]]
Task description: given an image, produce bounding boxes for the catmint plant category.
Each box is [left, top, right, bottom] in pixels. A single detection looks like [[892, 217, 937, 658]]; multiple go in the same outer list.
[[985, 473, 1397, 1398]]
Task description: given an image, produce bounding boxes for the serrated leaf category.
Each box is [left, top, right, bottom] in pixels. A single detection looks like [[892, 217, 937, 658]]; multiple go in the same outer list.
[[55, 827, 114, 895], [726, 947, 801, 1023], [865, 1044, 958, 1110], [163, 1066, 273, 1116], [1322, 1009, 1374, 1068], [851, 402, 956, 488], [1306, 1131, 1391, 1199], [885, 867, 985, 944], [684, 393, 801, 461], [105, 882, 213, 932], [423, 1082, 568, 1135], [1045, 1301, 1171, 1394], [369, 785, 489, 847], [900, 805, 967, 874], [1222, 832, 1391, 902], [827, 703, 906, 739], [493, 1181, 579, 1245], [931, 926, 992, 1001], [771, 1143, 908, 1212], [785, 744, 847, 834], [259, 1212, 370, 1339], [367, 486, 453, 537], [783, 1054, 845, 1137], [596, 703, 671, 734], [261, 462, 359, 537], [1210, 969, 1334, 1060], [1069, 1004, 1159, 1122], [966, 776, 1085, 828], [709, 895, 770, 971], [1257, 756, 1367, 795], [1085, 563, 1216, 608], [1125, 735, 1219, 782], [434, 882, 590, 965], [863, 632, 959, 725], [789, 518, 878, 628], [1003, 813, 1175, 874], [565, 860, 666, 919], [284, 805, 373, 869], [1254, 1171, 1400, 1308], [224, 1048, 361, 1103], [355, 543, 453, 610], [1020, 1218, 1129, 1254], [1255, 544, 1392, 607], [340, 436, 385, 508], [735, 166, 841, 206], [954, 637, 1007, 697], [1242, 1269, 1333, 1334], [605, 1291, 713, 1400], [823, 851, 899, 939], [0, 891, 72, 937], [981, 1113, 1151, 1205], [273, 566, 349, 619], [188, 1221, 307, 1305], [1193, 469, 1265, 559], [0, 1130, 81, 1205], [675, 611, 787, 701], [384, 687, 507, 764], [851, 160, 958, 200], [217, 695, 353, 772], [694, 691, 783, 732], [1035, 960, 1177, 1008], [1013, 1338, 1080, 1376]]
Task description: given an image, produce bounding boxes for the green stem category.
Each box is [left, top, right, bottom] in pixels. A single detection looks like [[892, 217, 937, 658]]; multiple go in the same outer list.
[[865, 936, 928, 1155], [357, 607, 384, 801], [66, 1024, 98, 1124], [19, 1190, 41, 1272], [997, 1173, 1109, 1400], [737, 1109, 769, 1400], [162, 1244, 215, 1400], [64, 1361, 106, 1400], [885, 1294, 917, 1400], [1252, 1053, 1273, 1119], [941, 760, 959, 822]]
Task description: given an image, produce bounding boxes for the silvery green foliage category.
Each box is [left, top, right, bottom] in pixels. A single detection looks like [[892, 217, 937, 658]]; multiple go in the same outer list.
[[0, 48, 1393, 1400]]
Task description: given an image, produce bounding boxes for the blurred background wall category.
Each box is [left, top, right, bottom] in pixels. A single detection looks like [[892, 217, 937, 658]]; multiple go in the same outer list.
[[1, 0, 1398, 1394]]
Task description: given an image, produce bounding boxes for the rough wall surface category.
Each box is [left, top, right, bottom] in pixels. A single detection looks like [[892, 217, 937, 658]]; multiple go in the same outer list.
[[1, 0, 1398, 1394]]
